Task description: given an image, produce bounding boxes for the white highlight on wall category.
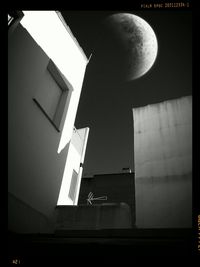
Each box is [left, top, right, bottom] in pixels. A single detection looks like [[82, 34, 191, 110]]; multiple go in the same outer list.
[[57, 127, 89, 205], [73, 127, 90, 205], [20, 11, 89, 153]]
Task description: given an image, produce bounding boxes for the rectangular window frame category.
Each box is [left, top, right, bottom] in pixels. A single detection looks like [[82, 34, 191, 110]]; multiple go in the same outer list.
[[33, 59, 70, 132]]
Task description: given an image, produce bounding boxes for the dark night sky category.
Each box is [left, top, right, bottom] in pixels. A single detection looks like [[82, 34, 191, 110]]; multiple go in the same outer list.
[[61, 9, 192, 176]]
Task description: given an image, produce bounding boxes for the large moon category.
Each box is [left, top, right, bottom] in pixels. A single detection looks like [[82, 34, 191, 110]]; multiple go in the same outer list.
[[104, 13, 158, 81]]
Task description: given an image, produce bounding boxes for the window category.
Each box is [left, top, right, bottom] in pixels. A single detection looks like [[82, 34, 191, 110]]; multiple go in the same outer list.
[[33, 59, 70, 132], [68, 170, 79, 203]]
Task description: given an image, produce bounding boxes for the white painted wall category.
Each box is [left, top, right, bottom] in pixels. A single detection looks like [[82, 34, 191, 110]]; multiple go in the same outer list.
[[8, 12, 88, 233], [133, 96, 192, 228], [20, 11, 89, 153], [57, 127, 90, 205]]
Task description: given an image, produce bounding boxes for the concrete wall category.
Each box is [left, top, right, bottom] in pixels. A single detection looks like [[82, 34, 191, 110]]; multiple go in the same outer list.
[[20, 11, 89, 153], [133, 96, 192, 228], [55, 203, 132, 230], [78, 173, 135, 226], [8, 192, 51, 233], [57, 127, 90, 205], [8, 16, 87, 233]]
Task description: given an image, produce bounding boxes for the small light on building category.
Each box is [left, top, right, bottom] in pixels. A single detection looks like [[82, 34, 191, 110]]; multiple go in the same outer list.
[[122, 167, 131, 173]]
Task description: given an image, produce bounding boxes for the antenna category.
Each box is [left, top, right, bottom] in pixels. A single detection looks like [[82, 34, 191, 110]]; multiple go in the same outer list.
[[86, 192, 107, 205]]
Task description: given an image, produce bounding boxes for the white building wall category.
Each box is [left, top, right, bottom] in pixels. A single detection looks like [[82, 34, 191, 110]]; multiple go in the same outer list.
[[20, 11, 89, 152], [57, 127, 90, 205], [8, 12, 88, 233], [133, 96, 192, 228]]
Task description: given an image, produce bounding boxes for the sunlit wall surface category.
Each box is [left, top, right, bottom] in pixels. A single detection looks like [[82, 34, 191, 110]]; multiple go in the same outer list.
[[133, 96, 192, 228], [57, 127, 90, 205], [8, 12, 89, 233], [21, 11, 88, 153]]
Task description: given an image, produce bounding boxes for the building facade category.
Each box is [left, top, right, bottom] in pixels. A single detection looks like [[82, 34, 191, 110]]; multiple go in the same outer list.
[[8, 11, 89, 233], [133, 96, 192, 228], [78, 172, 136, 228], [54, 172, 135, 231]]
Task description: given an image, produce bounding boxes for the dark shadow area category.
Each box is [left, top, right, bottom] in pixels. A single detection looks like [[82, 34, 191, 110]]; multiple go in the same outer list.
[[8, 228, 194, 265]]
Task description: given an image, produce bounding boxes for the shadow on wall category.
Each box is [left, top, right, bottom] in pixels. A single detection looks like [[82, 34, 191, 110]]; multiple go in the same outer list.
[[55, 203, 132, 231], [8, 193, 54, 233], [8, 23, 72, 234]]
